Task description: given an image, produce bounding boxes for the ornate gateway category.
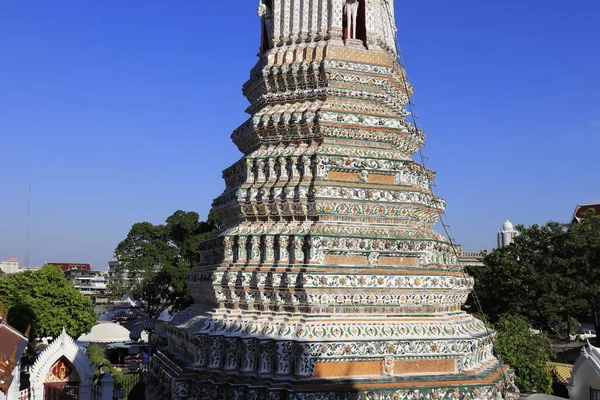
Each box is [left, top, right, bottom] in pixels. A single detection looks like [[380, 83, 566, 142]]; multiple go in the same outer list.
[[155, 1, 515, 399]]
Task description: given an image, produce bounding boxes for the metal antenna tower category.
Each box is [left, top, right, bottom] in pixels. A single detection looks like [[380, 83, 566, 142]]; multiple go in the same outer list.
[[25, 182, 31, 268]]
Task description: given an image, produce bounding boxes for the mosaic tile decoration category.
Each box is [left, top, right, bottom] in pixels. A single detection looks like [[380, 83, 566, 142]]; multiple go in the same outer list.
[[153, 1, 517, 399]]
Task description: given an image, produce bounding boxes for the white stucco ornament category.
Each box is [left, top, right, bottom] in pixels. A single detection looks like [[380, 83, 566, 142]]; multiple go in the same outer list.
[[29, 328, 94, 400], [568, 343, 600, 400]]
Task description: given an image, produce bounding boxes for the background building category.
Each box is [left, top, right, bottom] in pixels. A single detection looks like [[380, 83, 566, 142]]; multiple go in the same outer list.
[[46, 262, 108, 303], [571, 203, 600, 224], [0, 258, 19, 275], [497, 220, 519, 248]]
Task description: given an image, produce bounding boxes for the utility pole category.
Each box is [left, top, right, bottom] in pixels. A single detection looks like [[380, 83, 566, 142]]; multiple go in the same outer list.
[[25, 182, 31, 268]]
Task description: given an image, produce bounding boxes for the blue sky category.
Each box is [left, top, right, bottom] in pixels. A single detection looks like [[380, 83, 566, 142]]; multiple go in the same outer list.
[[1, 1, 599, 270]]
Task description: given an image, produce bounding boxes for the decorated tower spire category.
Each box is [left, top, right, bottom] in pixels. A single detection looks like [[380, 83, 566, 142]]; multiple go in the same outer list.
[[257, 0, 397, 53], [155, 1, 515, 399]]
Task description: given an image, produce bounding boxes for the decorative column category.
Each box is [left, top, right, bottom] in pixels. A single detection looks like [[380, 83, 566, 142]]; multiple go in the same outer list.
[[278, 235, 290, 264], [246, 158, 255, 183], [264, 236, 275, 263], [241, 338, 258, 373], [249, 236, 261, 263], [7, 360, 21, 400], [276, 341, 294, 376], [223, 236, 234, 263], [256, 159, 266, 182], [194, 336, 208, 368], [208, 336, 225, 370], [224, 338, 240, 371], [99, 373, 115, 400], [294, 343, 312, 377], [258, 341, 274, 376], [278, 157, 289, 181], [293, 236, 305, 264], [328, 0, 344, 42], [237, 236, 248, 264], [301, 155, 312, 179], [289, 156, 300, 181], [267, 158, 277, 181]]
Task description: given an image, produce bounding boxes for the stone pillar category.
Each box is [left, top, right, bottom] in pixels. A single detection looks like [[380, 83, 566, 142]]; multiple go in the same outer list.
[[289, 156, 300, 180], [7, 360, 21, 400], [171, 381, 190, 400], [301, 155, 312, 178], [32, 384, 43, 400], [278, 235, 290, 264], [328, 0, 344, 43], [264, 236, 275, 263], [293, 235, 305, 264], [224, 338, 240, 371], [276, 341, 294, 376], [194, 335, 208, 368], [241, 338, 258, 373], [223, 236, 234, 263], [278, 157, 289, 181], [246, 158, 255, 183], [295, 343, 312, 377], [237, 236, 248, 264], [267, 158, 277, 181], [256, 159, 266, 181], [258, 340, 274, 375], [100, 373, 115, 400], [208, 336, 225, 370], [249, 236, 261, 263]]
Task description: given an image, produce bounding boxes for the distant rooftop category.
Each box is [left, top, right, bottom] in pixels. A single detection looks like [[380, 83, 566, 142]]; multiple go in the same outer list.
[[46, 262, 92, 272], [0, 319, 28, 394], [572, 203, 600, 224]]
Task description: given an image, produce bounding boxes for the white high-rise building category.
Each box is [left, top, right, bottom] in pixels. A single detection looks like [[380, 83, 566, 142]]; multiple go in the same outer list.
[[497, 220, 518, 248]]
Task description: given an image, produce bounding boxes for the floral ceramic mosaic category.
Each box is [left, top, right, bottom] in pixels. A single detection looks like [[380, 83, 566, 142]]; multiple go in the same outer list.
[[153, 1, 516, 399]]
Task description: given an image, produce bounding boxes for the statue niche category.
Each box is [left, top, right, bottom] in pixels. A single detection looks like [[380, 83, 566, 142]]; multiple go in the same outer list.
[[258, 0, 273, 52], [343, 0, 366, 44]]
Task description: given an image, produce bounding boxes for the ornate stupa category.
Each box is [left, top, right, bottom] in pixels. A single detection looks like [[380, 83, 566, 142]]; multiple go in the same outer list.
[[154, 1, 513, 399]]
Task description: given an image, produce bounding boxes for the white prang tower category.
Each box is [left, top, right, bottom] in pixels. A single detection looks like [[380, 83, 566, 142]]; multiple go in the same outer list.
[[153, 1, 515, 399], [497, 220, 518, 248]]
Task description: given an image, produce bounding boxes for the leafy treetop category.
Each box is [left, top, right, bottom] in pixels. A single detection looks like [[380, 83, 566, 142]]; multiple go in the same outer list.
[[0, 265, 96, 339], [468, 209, 600, 342], [110, 210, 218, 318]]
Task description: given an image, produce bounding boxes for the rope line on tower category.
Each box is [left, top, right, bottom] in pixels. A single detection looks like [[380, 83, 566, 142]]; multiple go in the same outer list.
[[383, 5, 512, 385]]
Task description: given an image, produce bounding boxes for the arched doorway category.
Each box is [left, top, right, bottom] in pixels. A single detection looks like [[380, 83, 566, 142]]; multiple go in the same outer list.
[[43, 357, 80, 400], [29, 329, 94, 400]]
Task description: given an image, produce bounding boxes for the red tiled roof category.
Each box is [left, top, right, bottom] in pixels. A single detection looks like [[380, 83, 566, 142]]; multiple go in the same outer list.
[[0, 320, 27, 394], [572, 204, 600, 223], [46, 262, 92, 271]]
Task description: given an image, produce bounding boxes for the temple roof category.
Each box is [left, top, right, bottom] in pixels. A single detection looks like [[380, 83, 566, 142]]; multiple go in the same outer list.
[[572, 204, 600, 224], [548, 362, 573, 385], [0, 318, 28, 394]]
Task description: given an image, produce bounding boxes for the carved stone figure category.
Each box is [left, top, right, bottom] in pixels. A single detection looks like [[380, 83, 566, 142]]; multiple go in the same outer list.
[[344, 0, 360, 40], [258, 0, 273, 48]]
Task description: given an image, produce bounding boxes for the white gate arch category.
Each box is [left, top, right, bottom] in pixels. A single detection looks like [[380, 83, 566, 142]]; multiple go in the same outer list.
[[29, 328, 94, 400]]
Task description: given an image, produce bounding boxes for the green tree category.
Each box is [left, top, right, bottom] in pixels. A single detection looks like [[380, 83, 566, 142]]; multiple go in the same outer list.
[[566, 209, 600, 343], [494, 314, 554, 393], [469, 221, 587, 338], [114, 210, 218, 318], [87, 344, 131, 387], [0, 265, 96, 338]]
